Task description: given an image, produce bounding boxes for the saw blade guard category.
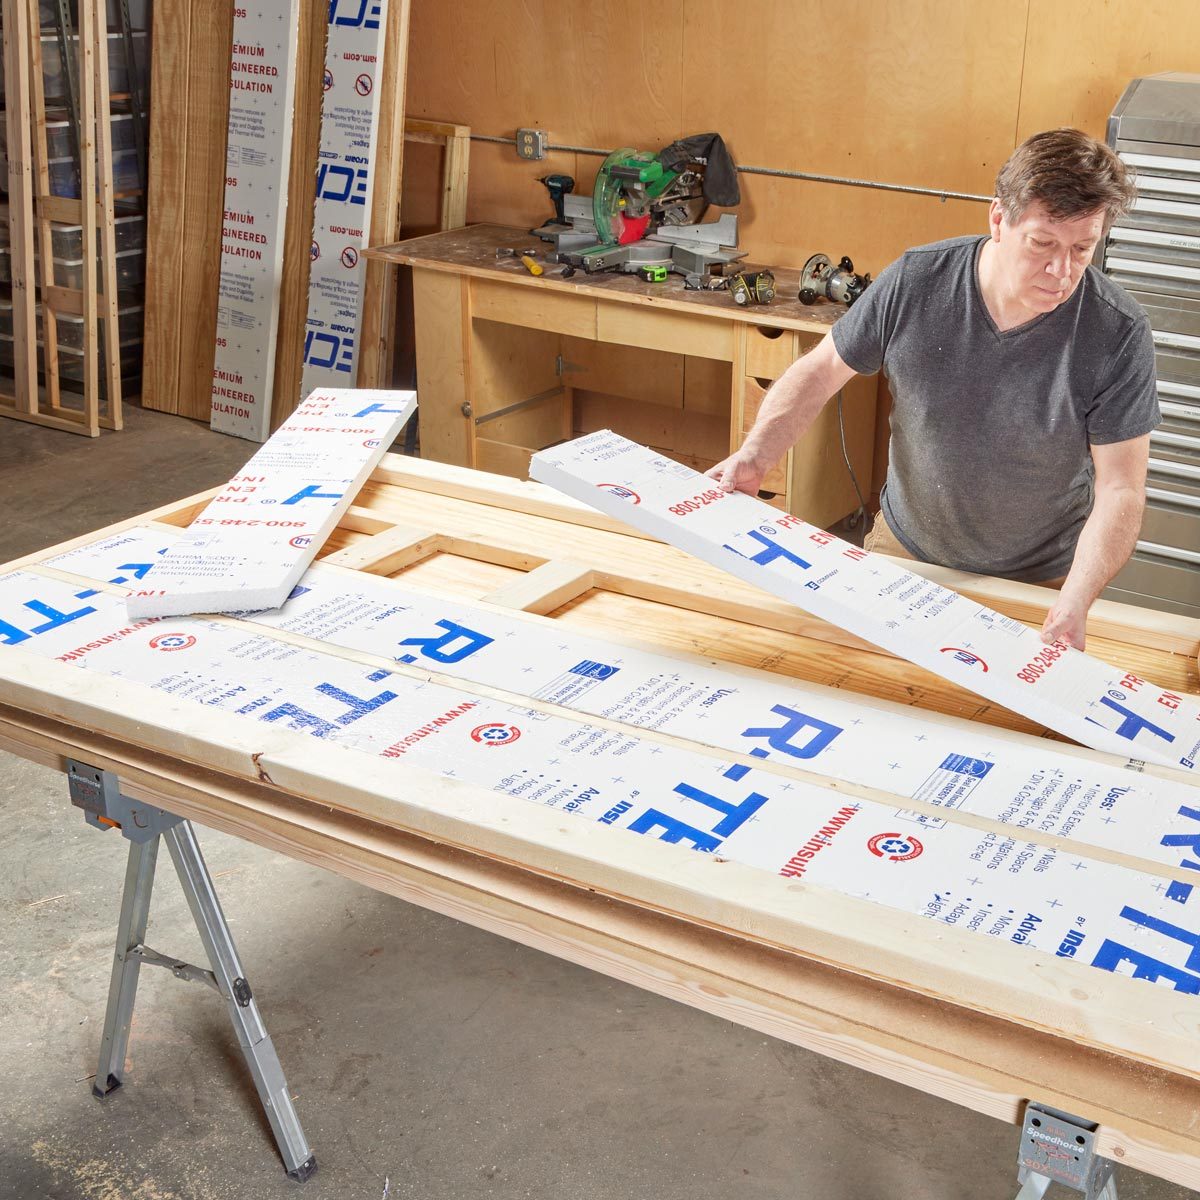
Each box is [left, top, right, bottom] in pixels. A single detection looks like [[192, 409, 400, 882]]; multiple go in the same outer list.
[[593, 148, 636, 245]]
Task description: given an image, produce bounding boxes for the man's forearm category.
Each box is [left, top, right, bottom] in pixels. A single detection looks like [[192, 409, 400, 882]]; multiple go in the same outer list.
[[1061, 484, 1144, 608], [741, 350, 844, 470]]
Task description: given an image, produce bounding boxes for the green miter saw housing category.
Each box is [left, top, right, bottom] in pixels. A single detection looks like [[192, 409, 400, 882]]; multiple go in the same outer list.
[[533, 134, 747, 277]]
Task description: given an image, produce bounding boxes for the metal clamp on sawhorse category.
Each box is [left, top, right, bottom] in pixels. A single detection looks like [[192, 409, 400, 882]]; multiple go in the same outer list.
[[1016, 1103, 1119, 1199], [67, 760, 317, 1182]]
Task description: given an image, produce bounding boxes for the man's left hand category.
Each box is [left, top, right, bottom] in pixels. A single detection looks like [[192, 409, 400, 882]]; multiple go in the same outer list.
[[1041, 594, 1089, 651]]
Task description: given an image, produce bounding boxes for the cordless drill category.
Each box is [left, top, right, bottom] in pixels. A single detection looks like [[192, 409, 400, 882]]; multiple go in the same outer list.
[[539, 173, 575, 226]]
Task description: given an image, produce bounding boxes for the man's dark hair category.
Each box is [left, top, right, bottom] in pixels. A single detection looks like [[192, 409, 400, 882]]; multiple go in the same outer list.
[[995, 128, 1136, 228]]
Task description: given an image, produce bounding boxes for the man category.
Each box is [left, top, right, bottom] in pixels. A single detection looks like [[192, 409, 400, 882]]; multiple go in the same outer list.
[[711, 129, 1159, 651]]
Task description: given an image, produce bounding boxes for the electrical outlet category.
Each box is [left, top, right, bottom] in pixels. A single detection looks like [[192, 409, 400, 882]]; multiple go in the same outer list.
[[516, 128, 548, 160]]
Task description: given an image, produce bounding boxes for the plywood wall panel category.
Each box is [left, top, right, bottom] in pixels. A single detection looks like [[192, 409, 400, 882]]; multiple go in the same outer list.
[[141, 0, 192, 415], [175, 2, 235, 421], [405, 0, 685, 155], [1017, 0, 1200, 139], [679, 0, 1027, 270]]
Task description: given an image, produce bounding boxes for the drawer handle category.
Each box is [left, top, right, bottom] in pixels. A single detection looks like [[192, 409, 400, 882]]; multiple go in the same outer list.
[[1136, 539, 1200, 567], [1147, 485, 1200, 513], [1150, 456, 1200, 482]]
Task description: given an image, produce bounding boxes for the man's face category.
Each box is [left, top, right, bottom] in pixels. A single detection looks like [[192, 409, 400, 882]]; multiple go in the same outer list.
[[988, 199, 1106, 314]]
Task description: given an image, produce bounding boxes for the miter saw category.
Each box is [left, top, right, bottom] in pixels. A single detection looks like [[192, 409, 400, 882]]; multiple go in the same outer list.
[[532, 134, 747, 277]]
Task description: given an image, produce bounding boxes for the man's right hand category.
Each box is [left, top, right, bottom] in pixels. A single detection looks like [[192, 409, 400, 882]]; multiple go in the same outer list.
[[707, 448, 770, 496], [706, 332, 859, 498]]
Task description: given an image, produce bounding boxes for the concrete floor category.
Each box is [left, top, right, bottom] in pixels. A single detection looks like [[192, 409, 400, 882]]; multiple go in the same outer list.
[[0, 404, 1192, 1200]]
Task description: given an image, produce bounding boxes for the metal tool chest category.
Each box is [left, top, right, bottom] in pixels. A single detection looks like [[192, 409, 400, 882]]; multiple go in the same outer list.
[[1103, 73, 1200, 618]]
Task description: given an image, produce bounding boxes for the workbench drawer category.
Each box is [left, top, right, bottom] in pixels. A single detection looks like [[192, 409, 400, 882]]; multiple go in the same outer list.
[[595, 298, 733, 361], [743, 326, 797, 379], [472, 278, 596, 339]]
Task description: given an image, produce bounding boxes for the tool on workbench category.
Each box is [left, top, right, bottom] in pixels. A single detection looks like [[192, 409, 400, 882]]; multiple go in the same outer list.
[[639, 265, 669, 283], [799, 253, 872, 306], [539, 173, 576, 226], [727, 269, 776, 305], [496, 246, 544, 276], [532, 133, 746, 278], [681, 268, 776, 304]]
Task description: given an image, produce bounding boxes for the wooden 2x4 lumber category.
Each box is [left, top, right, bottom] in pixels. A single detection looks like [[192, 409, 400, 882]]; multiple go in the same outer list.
[[355, 0, 413, 392], [27, 0, 62, 411], [320, 525, 444, 573], [2, 703, 1199, 1191], [91, 0, 122, 431], [3, 0, 37, 416], [141, 0, 192, 414], [481, 559, 596, 614], [177, 0, 233, 422], [1, 642, 1197, 1089], [27, 557, 1198, 890], [270, 0, 327, 431], [75, 0, 99, 437], [370, 454, 1200, 660], [371, 453, 659, 541]]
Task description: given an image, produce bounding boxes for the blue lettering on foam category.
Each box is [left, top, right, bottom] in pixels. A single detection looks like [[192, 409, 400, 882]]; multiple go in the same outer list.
[[316, 163, 369, 205], [1090, 905, 1200, 993], [78, 560, 159, 598], [0, 594, 99, 644], [628, 782, 767, 851], [741, 704, 843, 761], [254, 682, 398, 739], [329, 0, 381, 29], [1161, 806, 1200, 904], [282, 484, 345, 505], [723, 529, 811, 571], [304, 330, 355, 372], [0, 618, 28, 646], [397, 619, 493, 665], [353, 402, 409, 418], [1086, 695, 1175, 747]]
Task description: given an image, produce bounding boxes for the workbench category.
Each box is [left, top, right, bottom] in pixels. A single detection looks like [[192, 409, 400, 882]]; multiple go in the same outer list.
[[3, 454, 1200, 1192], [365, 225, 878, 528]]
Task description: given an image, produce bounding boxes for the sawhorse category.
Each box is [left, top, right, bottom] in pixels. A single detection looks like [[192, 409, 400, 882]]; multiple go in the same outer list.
[[67, 760, 316, 1182], [1015, 1104, 1119, 1198]]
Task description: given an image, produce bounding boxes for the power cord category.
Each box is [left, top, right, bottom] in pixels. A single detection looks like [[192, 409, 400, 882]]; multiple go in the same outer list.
[[836, 388, 868, 527]]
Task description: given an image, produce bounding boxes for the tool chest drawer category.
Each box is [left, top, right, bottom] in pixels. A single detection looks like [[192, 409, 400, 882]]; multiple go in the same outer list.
[[1102, 74, 1200, 613]]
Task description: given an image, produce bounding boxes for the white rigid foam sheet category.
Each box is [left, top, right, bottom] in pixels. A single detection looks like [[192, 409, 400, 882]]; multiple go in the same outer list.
[[530, 431, 1200, 778], [1, 528, 1196, 995], [210, 0, 300, 442], [298, 0, 388, 397], [126, 389, 415, 619]]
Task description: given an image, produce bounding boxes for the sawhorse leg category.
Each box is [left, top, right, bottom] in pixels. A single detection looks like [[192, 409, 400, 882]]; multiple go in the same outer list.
[[70, 762, 316, 1182], [1018, 1175, 1119, 1200]]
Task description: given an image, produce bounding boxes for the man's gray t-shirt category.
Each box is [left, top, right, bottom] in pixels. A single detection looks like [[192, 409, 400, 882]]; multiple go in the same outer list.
[[830, 235, 1159, 581]]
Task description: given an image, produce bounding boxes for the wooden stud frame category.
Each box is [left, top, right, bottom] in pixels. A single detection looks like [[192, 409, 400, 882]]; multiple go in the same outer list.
[[0, 0, 123, 437], [2, 455, 1199, 1190]]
